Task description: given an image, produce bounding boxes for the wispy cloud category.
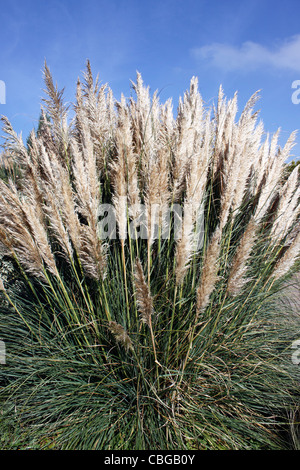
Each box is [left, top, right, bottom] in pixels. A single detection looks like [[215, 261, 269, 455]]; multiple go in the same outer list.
[[191, 35, 300, 72]]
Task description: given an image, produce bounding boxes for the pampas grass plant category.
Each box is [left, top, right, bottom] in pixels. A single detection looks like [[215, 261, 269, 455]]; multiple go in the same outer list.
[[0, 61, 299, 450]]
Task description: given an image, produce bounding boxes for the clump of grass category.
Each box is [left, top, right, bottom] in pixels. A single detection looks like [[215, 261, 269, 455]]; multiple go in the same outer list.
[[0, 61, 299, 450]]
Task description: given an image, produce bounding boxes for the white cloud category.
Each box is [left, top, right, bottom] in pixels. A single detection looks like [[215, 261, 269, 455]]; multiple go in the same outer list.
[[191, 35, 300, 72]]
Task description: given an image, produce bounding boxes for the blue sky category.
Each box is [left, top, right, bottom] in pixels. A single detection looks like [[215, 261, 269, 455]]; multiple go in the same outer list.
[[1, 0, 300, 161]]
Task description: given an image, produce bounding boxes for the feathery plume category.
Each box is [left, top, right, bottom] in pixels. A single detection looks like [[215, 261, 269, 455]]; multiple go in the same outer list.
[[114, 94, 141, 222], [0, 179, 56, 281], [129, 71, 154, 168], [42, 61, 71, 159], [108, 321, 133, 352], [174, 80, 209, 284], [196, 226, 221, 316], [173, 76, 203, 201], [212, 86, 237, 178], [21, 201, 58, 277], [175, 201, 195, 285], [160, 98, 175, 145], [218, 92, 261, 229], [271, 165, 300, 240], [227, 217, 257, 296], [71, 116, 107, 279], [185, 110, 211, 207], [255, 131, 297, 222], [78, 60, 115, 172], [43, 188, 74, 261], [145, 147, 171, 246], [134, 257, 154, 326], [111, 144, 127, 241], [272, 230, 300, 280]]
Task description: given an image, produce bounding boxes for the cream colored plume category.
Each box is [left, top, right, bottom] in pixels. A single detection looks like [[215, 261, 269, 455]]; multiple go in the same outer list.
[[272, 230, 300, 280], [196, 226, 221, 317], [134, 257, 154, 326], [227, 217, 257, 296]]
